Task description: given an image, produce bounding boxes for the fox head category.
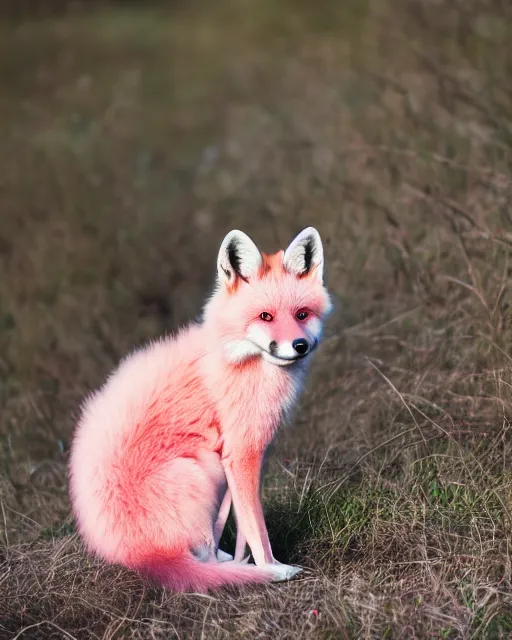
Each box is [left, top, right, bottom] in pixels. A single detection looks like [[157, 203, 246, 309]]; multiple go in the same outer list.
[[204, 227, 332, 367]]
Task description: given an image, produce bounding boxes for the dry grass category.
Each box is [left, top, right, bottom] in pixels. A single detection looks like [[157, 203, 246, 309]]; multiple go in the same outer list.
[[1, 0, 512, 637]]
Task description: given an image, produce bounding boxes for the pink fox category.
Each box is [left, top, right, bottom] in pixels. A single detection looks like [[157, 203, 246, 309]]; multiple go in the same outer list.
[[68, 227, 331, 592]]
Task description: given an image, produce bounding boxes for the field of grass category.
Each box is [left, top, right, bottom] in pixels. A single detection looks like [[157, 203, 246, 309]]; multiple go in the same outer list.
[[1, 0, 512, 637]]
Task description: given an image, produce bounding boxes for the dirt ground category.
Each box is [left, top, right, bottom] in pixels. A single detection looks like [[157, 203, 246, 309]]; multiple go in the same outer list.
[[1, 0, 512, 637]]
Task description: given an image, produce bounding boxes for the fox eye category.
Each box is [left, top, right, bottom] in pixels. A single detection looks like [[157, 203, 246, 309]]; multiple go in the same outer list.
[[260, 312, 273, 322], [296, 310, 309, 321]]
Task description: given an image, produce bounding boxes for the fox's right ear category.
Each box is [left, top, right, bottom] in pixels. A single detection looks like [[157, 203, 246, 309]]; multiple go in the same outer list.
[[217, 230, 262, 287]]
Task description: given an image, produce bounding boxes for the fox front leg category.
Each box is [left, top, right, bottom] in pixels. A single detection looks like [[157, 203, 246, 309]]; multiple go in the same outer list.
[[213, 487, 249, 563], [234, 528, 247, 562], [213, 487, 233, 561], [233, 446, 270, 562], [223, 448, 301, 581]]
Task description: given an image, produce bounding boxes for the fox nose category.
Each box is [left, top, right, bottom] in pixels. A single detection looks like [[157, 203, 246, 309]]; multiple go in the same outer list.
[[292, 338, 309, 356]]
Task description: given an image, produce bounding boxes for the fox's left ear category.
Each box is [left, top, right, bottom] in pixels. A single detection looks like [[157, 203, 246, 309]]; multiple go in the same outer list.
[[283, 227, 324, 283]]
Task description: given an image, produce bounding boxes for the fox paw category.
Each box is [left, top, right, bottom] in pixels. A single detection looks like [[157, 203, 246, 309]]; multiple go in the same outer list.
[[266, 562, 302, 582], [216, 549, 234, 562]]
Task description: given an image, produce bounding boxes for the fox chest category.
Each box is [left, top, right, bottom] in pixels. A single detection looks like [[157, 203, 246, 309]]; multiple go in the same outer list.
[[214, 364, 300, 450]]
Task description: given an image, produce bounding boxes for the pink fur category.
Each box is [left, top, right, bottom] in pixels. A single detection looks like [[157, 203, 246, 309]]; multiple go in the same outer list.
[[68, 229, 331, 592], [138, 554, 273, 592]]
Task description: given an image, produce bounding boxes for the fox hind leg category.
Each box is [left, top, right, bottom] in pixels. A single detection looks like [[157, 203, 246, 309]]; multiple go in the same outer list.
[[157, 450, 225, 563], [191, 542, 233, 563]]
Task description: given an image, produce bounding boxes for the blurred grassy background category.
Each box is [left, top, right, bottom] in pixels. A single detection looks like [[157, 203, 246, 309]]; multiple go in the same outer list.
[[1, 0, 512, 638]]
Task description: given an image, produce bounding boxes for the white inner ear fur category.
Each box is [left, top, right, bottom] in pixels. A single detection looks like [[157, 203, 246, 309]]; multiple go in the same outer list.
[[283, 227, 324, 282], [217, 230, 262, 285]]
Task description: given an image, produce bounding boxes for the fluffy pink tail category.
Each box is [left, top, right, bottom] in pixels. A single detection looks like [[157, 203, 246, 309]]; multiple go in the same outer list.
[[137, 552, 273, 592]]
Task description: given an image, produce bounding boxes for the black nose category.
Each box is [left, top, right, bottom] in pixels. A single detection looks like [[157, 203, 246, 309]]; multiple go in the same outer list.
[[292, 339, 309, 356]]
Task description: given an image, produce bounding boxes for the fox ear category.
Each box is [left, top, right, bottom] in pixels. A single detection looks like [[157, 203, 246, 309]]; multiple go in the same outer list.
[[217, 230, 262, 286], [283, 227, 324, 282]]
